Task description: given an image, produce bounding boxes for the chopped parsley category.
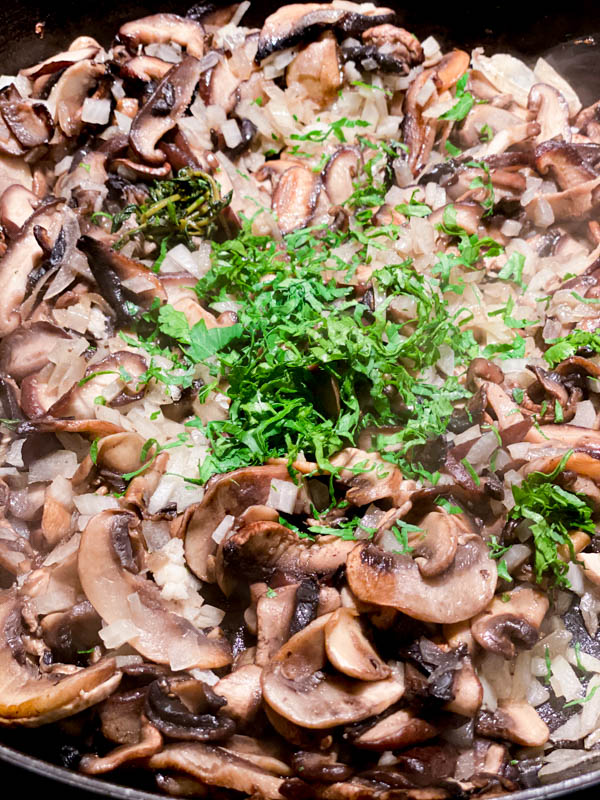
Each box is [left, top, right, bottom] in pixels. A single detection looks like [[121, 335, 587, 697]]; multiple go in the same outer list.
[[544, 330, 600, 367], [563, 684, 599, 708], [438, 73, 475, 122], [544, 646, 553, 685], [395, 190, 432, 219]]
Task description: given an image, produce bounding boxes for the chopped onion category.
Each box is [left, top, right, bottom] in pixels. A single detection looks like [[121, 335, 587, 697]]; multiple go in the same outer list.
[[421, 36, 441, 59], [189, 668, 220, 685], [550, 654, 584, 702], [42, 533, 80, 566], [568, 400, 596, 428], [507, 443, 530, 461], [115, 655, 143, 667], [99, 619, 140, 649], [29, 450, 78, 483], [467, 431, 499, 471], [526, 678, 550, 707], [73, 493, 119, 515], [453, 424, 480, 446], [222, 118, 242, 149], [503, 543, 532, 574], [266, 479, 298, 514], [211, 514, 235, 544], [81, 97, 111, 125], [564, 562, 585, 596], [142, 520, 171, 552]]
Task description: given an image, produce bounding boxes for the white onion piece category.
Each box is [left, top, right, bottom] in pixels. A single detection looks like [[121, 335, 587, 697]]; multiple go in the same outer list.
[[100, 619, 142, 649], [503, 543, 532, 574], [507, 443, 530, 460], [550, 654, 584, 702], [564, 562, 585, 596], [29, 450, 78, 483], [43, 533, 80, 566], [567, 647, 600, 674], [73, 494, 120, 515], [222, 118, 242, 149], [81, 97, 111, 125], [453, 424, 480, 446], [526, 679, 550, 707], [142, 520, 171, 552], [467, 431, 498, 471], [211, 514, 235, 545], [266, 479, 298, 514], [568, 400, 596, 428]]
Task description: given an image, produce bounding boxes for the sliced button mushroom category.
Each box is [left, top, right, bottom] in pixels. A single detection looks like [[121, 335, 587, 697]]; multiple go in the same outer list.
[[183, 464, 295, 582], [213, 665, 263, 725], [291, 751, 354, 782], [471, 587, 549, 659], [0, 590, 121, 726], [0, 200, 64, 337], [324, 608, 390, 681], [78, 510, 232, 670], [121, 55, 174, 82], [535, 140, 597, 191], [349, 709, 437, 750], [261, 613, 404, 729], [330, 448, 405, 506], [476, 701, 549, 747], [49, 59, 105, 138], [129, 56, 204, 166], [323, 146, 362, 206], [0, 184, 38, 237], [272, 166, 321, 234], [341, 24, 424, 74], [255, 584, 299, 666], [346, 536, 497, 624], [408, 511, 459, 578], [444, 660, 483, 717], [148, 743, 286, 800], [119, 14, 205, 59]]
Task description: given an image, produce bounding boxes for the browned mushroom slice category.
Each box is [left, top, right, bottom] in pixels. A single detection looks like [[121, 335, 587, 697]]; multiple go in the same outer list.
[[0, 184, 38, 237], [286, 33, 342, 107], [0, 322, 71, 380], [272, 166, 321, 234], [78, 510, 232, 669], [129, 56, 203, 166], [255, 584, 298, 666], [16, 417, 123, 439], [407, 511, 459, 578], [350, 709, 437, 750], [149, 743, 286, 799], [324, 608, 390, 681], [199, 56, 242, 115], [475, 701, 549, 747], [80, 718, 163, 774], [330, 448, 405, 506], [444, 660, 483, 717], [121, 55, 174, 82], [535, 140, 597, 191], [48, 352, 147, 419], [323, 146, 362, 206], [144, 678, 235, 742], [41, 600, 102, 663], [220, 521, 356, 591], [183, 464, 294, 582], [262, 614, 404, 729], [527, 175, 600, 222], [0, 85, 53, 151], [471, 587, 549, 659], [528, 83, 571, 143], [341, 24, 424, 74], [49, 59, 105, 138], [0, 200, 64, 337], [20, 40, 101, 80], [347, 536, 497, 624], [119, 14, 205, 59], [291, 751, 354, 783], [256, 3, 396, 62], [213, 665, 263, 724], [0, 589, 121, 726]]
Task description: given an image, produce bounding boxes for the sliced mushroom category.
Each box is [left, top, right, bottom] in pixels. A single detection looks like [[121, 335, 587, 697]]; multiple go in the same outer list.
[[255, 584, 299, 666], [183, 464, 295, 583], [0, 589, 121, 726], [324, 608, 390, 681], [350, 709, 437, 750], [261, 613, 404, 729], [49, 59, 105, 138], [0, 84, 54, 149], [291, 751, 354, 783], [323, 146, 362, 206], [286, 33, 342, 107], [41, 600, 102, 663], [0, 184, 38, 237], [119, 14, 205, 59], [78, 510, 232, 669], [471, 587, 549, 659], [476, 701, 549, 747], [406, 511, 459, 578], [129, 56, 204, 166], [535, 140, 597, 191], [272, 166, 321, 234], [145, 679, 235, 742], [149, 743, 286, 799], [213, 665, 263, 724], [80, 718, 163, 774], [346, 536, 497, 624], [121, 55, 174, 82], [444, 660, 483, 717], [256, 3, 396, 62], [0, 322, 71, 380], [528, 83, 571, 143], [341, 24, 423, 74], [330, 448, 405, 506]]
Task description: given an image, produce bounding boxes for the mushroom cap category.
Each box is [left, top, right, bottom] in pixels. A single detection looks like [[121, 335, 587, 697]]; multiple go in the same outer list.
[[350, 708, 437, 750], [471, 587, 549, 659], [78, 510, 231, 670], [0, 590, 121, 726], [324, 608, 390, 681], [261, 613, 404, 729], [346, 535, 497, 624]]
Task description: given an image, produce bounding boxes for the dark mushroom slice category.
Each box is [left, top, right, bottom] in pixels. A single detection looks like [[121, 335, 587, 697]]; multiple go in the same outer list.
[[129, 56, 204, 166], [261, 613, 404, 729], [0, 322, 71, 380], [346, 536, 497, 624], [324, 608, 390, 681], [149, 743, 287, 799], [182, 464, 296, 583], [78, 510, 232, 669], [341, 24, 424, 74], [0, 589, 121, 726], [349, 709, 437, 750], [19, 42, 101, 80], [255, 2, 396, 62], [535, 140, 598, 192], [77, 234, 166, 325], [291, 752, 354, 783], [119, 14, 205, 59], [0, 200, 64, 337], [0, 84, 54, 149], [255, 583, 300, 666], [272, 166, 321, 234], [471, 587, 549, 659], [145, 679, 235, 742], [80, 718, 163, 774], [476, 701, 549, 747], [49, 59, 105, 138], [323, 146, 362, 206], [219, 521, 356, 593], [41, 600, 102, 663], [528, 82, 571, 143]]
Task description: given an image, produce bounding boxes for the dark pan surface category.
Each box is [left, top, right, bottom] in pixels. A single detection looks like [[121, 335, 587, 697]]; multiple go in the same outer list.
[[1, 0, 600, 797]]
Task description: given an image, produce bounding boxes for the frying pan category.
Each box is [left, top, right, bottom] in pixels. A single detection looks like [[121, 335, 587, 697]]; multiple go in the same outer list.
[[1, 0, 600, 796]]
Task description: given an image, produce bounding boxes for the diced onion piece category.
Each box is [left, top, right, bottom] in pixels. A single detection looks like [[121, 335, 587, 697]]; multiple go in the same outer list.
[[266, 479, 298, 514], [222, 118, 242, 149], [189, 668, 220, 685], [550, 654, 584, 702], [29, 450, 78, 483], [526, 679, 550, 707], [99, 619, 141, 649], [565, 562, 585, 596], [211, 514, 235, 544], [81, 97, 111, 125], [453, 424, 480, 446], [503, 543, 532, 574], [73, 494, 120, 515], [142, 520, 171, 552], [568, 400, 596, 429], [468, 431, 499, 471]]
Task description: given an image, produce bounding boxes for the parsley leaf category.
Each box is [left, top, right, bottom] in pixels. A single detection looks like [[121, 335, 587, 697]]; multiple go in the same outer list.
[[439, 73, 475, 122]]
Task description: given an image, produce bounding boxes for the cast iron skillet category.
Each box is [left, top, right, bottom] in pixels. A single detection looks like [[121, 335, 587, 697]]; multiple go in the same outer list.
[[1, 0, 600, 797]]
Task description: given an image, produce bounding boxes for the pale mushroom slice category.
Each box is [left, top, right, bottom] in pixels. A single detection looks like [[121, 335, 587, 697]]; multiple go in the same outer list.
[[471, 587, 549, 659], [182, 464, 295, 583], [324, 608, 390, 681], [119, 14, 205, 59], [0, 589, 121, 726], [78, 510, 231, 670], [261, 613, 404, 729], [49, 59, 105, 138], [476, 700, 550, 747], [407, 511, 459, 578], [350, 709, 437, 750], [346, 535, 497, 624]]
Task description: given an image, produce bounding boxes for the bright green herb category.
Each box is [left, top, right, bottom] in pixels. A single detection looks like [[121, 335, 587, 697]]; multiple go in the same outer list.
[[544, 646, 552, 685], [439, 73, 476, 122], [395, 190, 432, 219], [574, 642, 588, 673], [564, 684, 599, 708], [483, 335, 526, 361], [497, 252, 526, 290], [544, 330, 600, 367], [265, 587, 277, 598], [435, 497, 463, 515], [89, 438, 100, 465]]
